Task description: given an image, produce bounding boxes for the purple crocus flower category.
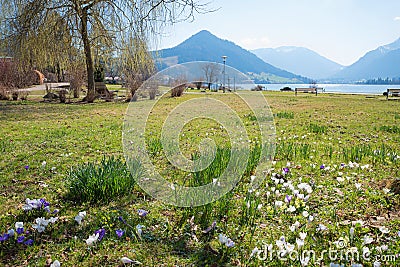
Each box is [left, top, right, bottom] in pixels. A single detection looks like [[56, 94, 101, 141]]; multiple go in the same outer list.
[[138, 209, 148, 217], [17, 236, 25, 243], [320, 164, 325, 170], [52, 209, 60, 214], [2, 233, 9, 241], [283, 167, 290, 174], [16, 228, 24, 235], [24, 239, 34, 246], [115, 229, 125, 238], [24, 165, 29, 170], [285, 195, 293, 203], [94, 228, 106, 241], [225, 238, 235, 247], [118, 216, 127, 224], [203, 221, 217, 234], [40, 198, 50, 208]]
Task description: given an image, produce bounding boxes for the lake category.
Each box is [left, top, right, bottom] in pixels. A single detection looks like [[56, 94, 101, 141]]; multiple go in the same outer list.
[[261, 84, 394, 95]]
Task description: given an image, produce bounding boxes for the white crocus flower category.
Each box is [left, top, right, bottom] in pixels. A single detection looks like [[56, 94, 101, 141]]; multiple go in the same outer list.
[[48, 217, 58, 224], [274, 201, 283, 208], [120, 257, 133, 263], [317, 224, 327, 232], [50, 260, 60, 267], [218, 234, 228, 244], [120, 257, 141, 264], [299, 232, 307, 240], [85, 233, 99, 246], [296, 238, 305, 248], [15, 222, 23, 230], [136, 224, 144, 238], [379, 226, 390, 234], [337, 177, 345, 182], [74, 211, 86, 225], [287, 206, 296, 213], [363, 235, 374, 245]]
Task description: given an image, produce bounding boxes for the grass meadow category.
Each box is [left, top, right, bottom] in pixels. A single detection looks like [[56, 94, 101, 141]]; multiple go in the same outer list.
[[0, 91, 399, 266]]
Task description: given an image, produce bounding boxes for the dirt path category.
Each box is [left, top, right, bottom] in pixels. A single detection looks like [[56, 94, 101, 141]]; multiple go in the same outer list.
[[20, 82, 70, 92]]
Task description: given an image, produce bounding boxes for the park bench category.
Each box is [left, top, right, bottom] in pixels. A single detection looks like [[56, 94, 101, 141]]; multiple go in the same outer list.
[[295, 87, 319, 96], [386, 88, 400, 100]]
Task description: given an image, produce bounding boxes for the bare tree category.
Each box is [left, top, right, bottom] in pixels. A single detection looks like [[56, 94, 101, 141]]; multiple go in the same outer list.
[[202, 62, 221, 90], [0, 0, 210, 102], [122, 35, 156, 101]]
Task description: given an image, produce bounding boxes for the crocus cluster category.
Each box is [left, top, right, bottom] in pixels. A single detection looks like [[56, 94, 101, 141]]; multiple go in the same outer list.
[[32, 217, 58, 233], [23, 198, 51, 213], [218, 233, 235, 247], [0, 222, 33, 246], [86, 228, 106, 246]]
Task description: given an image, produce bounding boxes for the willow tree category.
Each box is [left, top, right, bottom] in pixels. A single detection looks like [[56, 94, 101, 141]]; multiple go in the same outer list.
[[0, 0, 209, 102]]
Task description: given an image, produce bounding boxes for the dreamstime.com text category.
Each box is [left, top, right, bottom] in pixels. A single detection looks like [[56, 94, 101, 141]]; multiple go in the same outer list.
[[253, 244, 399, 264]]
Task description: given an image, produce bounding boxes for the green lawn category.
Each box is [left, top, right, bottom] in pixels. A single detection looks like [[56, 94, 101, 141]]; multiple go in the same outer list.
[[0, 91, 399, 266]]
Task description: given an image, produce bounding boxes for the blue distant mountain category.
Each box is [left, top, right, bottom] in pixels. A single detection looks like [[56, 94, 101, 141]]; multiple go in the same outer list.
[[251, 47, 343, 79], [331, 38, 400, 81], [154, 30, 309, 83]]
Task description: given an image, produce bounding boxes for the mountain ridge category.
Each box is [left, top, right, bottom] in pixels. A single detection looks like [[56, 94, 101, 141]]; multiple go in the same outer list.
[[331, 38, 400, 81], [251, 46, 343, 79], [155, 30, 309, 83]]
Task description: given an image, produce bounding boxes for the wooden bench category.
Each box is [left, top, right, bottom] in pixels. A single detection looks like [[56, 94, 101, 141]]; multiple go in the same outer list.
[[386, 88, 400, 100], [295, 87, 318, 96]]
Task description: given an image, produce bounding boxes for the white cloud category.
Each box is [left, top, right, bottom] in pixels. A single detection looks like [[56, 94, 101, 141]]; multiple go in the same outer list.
[[239, 37, 271, 49], [394, 16, 400, 21]]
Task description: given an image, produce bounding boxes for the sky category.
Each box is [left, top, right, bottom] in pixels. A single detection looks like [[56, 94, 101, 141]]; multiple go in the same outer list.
[[157, 0, 400, 66]]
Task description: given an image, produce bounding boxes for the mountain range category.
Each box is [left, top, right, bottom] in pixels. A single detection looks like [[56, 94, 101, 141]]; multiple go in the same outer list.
[[330, 38, 400, 81], [155, 30, 400, 83], [155, 30, 309, 83], [251, 47, 343, 79]]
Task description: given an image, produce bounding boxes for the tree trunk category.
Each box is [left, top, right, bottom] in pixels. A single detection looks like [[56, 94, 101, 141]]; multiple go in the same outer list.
[[80, 11, 96, 103]]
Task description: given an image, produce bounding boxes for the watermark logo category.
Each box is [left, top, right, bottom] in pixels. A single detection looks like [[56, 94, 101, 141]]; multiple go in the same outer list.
[[252, 242, 398, 265], [122, 62, 276, 207]]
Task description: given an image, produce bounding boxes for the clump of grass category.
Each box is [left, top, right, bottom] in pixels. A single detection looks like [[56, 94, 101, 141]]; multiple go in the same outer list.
[[276, 142, 312, 160], [66, 156, 140, 204], [0, 139, 11, 152], [394, 114, 400, 120], [380, 125, 400, 134], [308, 123, 327, 134], [275, 111, 294, 119]]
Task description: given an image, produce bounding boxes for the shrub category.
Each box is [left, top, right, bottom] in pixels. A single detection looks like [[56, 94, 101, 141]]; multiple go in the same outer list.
[[68, 64, 86, 98], [0, 59, 37, 90], [171, 84, 186, 97], [380, 125, 400, 134], [148, 87, 158, 100], [0, 86, 9, 100], [66, 156, 141, 204], [275, 111, 294, 119]]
